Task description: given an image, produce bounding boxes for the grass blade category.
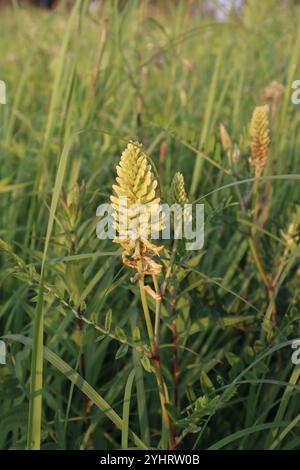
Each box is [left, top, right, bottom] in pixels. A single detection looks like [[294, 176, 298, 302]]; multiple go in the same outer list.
[[121, 368, 136, 449], [7, 334, 148, 450], [27, 136, 74, 449]]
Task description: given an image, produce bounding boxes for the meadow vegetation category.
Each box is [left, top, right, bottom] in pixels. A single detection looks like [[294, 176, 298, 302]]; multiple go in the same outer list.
[[0, 0, 300, 450]]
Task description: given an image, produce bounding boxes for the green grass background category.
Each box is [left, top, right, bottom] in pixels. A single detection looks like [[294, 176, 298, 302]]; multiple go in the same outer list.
[[0, 0, 300, 450]]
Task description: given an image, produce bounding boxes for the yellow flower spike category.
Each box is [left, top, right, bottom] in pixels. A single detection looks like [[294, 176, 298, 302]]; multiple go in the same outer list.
[[111, 142, 163, 275], [249, 105, 270, 177], [219, 123, 232, 153]]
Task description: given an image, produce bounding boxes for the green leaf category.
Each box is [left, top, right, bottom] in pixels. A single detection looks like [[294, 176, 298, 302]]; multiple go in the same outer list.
[[65, 262, 84, 304], [200, 371, 215, 396], [140, 356, 152, 373], [105, 309, 112, 332], [115, 343, 129, 360], [222, 385, 237, 403], [226, 352, 241, 367], [115, 327, 127, 342], [133, 326, 141, 342], [95, 335, 106, 342]]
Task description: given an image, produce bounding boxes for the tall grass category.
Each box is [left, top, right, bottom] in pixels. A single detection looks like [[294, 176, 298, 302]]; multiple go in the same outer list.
[[0, 0, 300, 450]]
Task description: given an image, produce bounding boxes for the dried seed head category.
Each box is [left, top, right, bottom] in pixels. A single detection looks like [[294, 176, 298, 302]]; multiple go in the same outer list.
[[219, 123, 232, 153], [111, 142, 162, 275], [249, 105, 270, 177], [264, 81, 284, 103], [170, 172, 189, 205]]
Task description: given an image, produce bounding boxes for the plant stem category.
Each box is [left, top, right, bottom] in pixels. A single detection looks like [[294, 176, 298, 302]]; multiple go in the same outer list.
[[259, 182, 273, 230], [152, 243, 180, 446], [76, 306, 90, 429], [248, 231, 270, 290], [152, 274, 161, 357], [138, 277, 155, 351], [138, 275, 175, 449], [170, 286, 179, 409], [248, 230, 277, 322], [153, 270, 180, 411], [153, 243, 177, 355]]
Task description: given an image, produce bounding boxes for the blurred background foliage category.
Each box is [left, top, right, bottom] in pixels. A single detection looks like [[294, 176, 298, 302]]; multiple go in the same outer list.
[[0, 0, 300, 450]]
